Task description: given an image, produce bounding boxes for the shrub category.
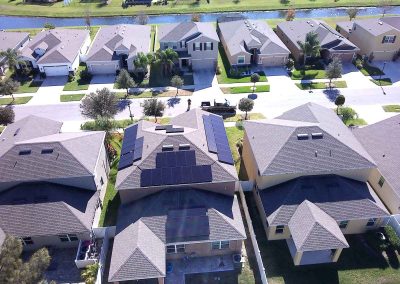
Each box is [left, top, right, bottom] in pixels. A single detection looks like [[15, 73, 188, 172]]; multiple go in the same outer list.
[[68, 73, 75, 82], [80, 69, 93, 82], [384, 225, 400, 250], [365, 230, 388, 252], [216, 65, 221, 75], [339, 107, 357, 122], [235, 120, 244, 130]]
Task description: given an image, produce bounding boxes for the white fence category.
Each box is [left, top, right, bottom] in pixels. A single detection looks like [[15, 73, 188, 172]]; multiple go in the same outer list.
[[388, 215, 400, 236], [238, 187, 269, 284], [95, 226, 116, 284]]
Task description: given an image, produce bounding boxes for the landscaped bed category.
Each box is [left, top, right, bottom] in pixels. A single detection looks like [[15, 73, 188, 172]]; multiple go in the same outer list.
[[0, 96, 32, 105], [370, 78, 393, 86], [60, 94, 85, 102], [295, 81, 347, 90], [221, 85, 270, 94], [63, 65, 92, 91], [383, 105, 400, 112]]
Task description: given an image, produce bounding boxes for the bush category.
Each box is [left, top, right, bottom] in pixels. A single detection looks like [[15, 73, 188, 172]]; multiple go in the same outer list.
[[384, 225, 400, 250], [80, 69, 93, 82], [68, 73, 75, 82], [365, 230, 388, 252], [339, 107, 358, 122], [216, 65, 221, 75], [235, 120, 244, 130]]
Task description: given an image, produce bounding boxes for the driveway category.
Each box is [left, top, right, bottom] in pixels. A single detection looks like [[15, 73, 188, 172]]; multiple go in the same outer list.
[[89, 74, 116, 92], [263, 67, 300, 93], [193, 70, 216, 91], [341, 63, 376, 89], [376, 61, 400, 86], [28, 76, 67, 105]]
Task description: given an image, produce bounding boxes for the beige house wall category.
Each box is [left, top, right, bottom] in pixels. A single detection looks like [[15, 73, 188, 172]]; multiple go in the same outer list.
[[276, 26, 302, 62], [368, 168, 400, 214], [21, 231, 89, 251]]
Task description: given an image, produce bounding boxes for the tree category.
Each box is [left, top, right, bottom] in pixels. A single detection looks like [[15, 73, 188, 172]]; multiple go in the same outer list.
[[0, 78, 20, 101], [170, 75, 184, 96], [43, 22, 55, 29], [335, 94, 346, 115], [81, 263, 99, 284], [346, 8, 359, 21], [154, 48, 178, 77], [250, 73, 260, 93], [0, 49, 22, 73], [325, 57, 342, 89], [191, 13, 200, 22], [84, 7, 91, 30], [0, 106, 15, 125], [115, 69, 135, 97], [297, 31, 321, 66], [286, 8, 295, 21], [133, 52, 151, 74], [80, 88, 119, 120], [141, 98, 165, 123], [238, 97, 254, 120], [286, 58, 295, 70], [0, 235, 51, 284], [135, 12, 148, 25]]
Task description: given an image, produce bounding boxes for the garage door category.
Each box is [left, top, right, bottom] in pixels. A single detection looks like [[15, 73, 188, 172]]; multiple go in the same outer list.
[[89, 64, 117, 75], [43, 65, 69, 76], [261, 56, 287, 67], [192, 59, 216, 71], [332, 53, 355, 62]]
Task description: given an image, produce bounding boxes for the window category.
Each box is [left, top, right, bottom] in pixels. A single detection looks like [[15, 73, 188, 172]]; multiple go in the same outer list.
[[378, 176, 385, 187], [275, 225, 284, 234], [205, 42, 213, 50], [172, 44, 177, 50], [366, 218, 377, 227], [20, 237, 34, 245], [383, 35, 396, 44], [211, 241, 230, 250], [339, 220, 349, 229], [166, 244, 185, 254], [59, 234, 79, 242], [237, 56, 245, 64], [194, 42, 201, 51]]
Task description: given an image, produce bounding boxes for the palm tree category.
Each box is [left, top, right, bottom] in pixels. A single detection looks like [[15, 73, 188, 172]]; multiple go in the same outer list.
[[133, 52, 150, 74], [154, 48, 178, 77], [297, 31, 321, 66], [0, 48, 23, 73]]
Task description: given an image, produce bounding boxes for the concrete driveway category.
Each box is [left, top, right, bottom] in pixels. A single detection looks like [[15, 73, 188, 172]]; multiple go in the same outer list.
[[263, 67, 300, 93], [28, 76, 67, 105], [89, 74, 116, 92], [376, 61, 400, 86], [193, 70, 216, 90], [341, 63, 376, 89]]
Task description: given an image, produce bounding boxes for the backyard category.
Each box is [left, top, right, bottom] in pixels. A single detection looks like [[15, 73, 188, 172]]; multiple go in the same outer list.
[[245, 193, 400, 284]]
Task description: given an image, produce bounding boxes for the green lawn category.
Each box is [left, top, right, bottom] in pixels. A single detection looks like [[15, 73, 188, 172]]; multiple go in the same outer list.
[[0, 126, 4, 134], [1, 0, 395, 17], [217, 44, 267, 84], [0, 96, 32, 105], [98, 134, 122, 227], [225, 126, 249, 181], [221, 85, 270, 94], [291, 69, 327, 80], [148, 62, 194, 87], [370, 78, 393, 86], [116, 88, 193, 99], [338, 107, 367, 127], [295, 81, 347, 90], [60, 94, 85, 102], [16, 78, 42, 93], [245, 193, 400, 284], [63, 65, 91, 91], [383, 105, 400, 113], [224, 113, 266, 122], [355, 59, 385, 77]]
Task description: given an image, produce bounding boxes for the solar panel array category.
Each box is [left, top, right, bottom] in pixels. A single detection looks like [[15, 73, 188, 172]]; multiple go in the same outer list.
[[140, 149, 213, 187], [118, 125, 144, 170], [203, 115, 234, 165], [166, 208, 210, 240]]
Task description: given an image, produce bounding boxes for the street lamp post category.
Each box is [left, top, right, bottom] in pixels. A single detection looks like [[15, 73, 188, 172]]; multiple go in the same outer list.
[[380, 62, 387, 81]]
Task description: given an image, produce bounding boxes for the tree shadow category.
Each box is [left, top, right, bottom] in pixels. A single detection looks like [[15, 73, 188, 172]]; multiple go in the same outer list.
[[117, 99, 131, 111], [248, 94, 258, 100], [167, 97, 180, 108], [323, 88, 341, 102]]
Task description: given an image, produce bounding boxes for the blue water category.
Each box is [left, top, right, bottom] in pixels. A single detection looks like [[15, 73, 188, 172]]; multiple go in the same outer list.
[[0, 6, 399, 29]]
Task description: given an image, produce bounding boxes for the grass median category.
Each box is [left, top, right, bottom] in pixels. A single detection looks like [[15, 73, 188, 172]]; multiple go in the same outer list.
[[221, 85, 270, 94], [0, 96, 32, 105], [296, 81, 347, 90], [60, 94, 85, 102]]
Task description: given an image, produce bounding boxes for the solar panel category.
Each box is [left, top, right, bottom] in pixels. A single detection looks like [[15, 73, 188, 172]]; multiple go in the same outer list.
[[209, 115, 234, 165], [181, 166, 193, 184], [118, 152, 134, 170], [121, 125, 138, 155], [166, 151, 177, 167], [203, 115, 217, 153], [162, 167, 174, 185], [141, 169, 152, 187], [151, 168, 163, 186], [185, 150, 196, 166], [198, 165, 213, 182], [217, 148, 234, 165], [172, 167, 182, 184], [176, 151, 186, 166], [155, 125, 171, 130], [133, 137, 144, 161]]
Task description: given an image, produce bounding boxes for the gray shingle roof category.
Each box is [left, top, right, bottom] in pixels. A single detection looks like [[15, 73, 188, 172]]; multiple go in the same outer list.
[[86, 25, 151, 62], [109, 188, 245, 281], [337, 17, 400, 36], [218, 19, 289, 56], [158, 22, 219, 43], [353, 114, 400, 198], [21, 29, 89, 64], [116, 109, 238, 190], [278, 20, 359, 52], [289, 200, 349, 252], [0, 182, 99, 237], [243, 103, 376, 176], [260, 175, 389, 227], [0, 31, 29, 63], [0, 115, 105, 186]]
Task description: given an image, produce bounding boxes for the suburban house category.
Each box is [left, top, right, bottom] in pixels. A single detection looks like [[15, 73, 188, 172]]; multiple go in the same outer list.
[[336, 17, 400, 61], [0, 31, 30, 75], [157, 22, 220, 71], [353, 115, 400, 214], [0, 115, 109, 250], [276, 20, 360, 63], [85, 24, 151, 75], [241, 103, 389, 266], [19, 28, 91, 76], [108, 109, 246, 283], [217, 18, 290, 67]]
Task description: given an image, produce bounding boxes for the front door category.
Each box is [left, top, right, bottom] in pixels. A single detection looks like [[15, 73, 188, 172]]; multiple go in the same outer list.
[[181, 59, 188, 67]]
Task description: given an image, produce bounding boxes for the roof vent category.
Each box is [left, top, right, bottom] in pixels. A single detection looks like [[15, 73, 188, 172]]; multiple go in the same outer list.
[[19, 150, 31, 155], [307, 21, 311, 24], [297, 133, 309, 140], [311, 133, 324, 139], [162, 145, 174, 151], [378, 21, 383, 25], [315, 150, 318, 157], [179, 144, 190, 150], [41, 148, 54, 154], [14, 128, 20, 136]]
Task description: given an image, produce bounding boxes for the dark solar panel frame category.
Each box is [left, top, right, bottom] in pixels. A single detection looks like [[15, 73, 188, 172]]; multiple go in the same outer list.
[[203, 115, 217, 153]]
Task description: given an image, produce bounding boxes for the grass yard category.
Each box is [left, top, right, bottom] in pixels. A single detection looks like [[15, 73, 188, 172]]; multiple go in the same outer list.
[[224, 113, 266, 122], [16, 78, 42, 93], [295, 81, 347, 90], [338, 107, 367, 127], [116, 88, 193, 99], [0, 126, 4, 134], [148, 62, 194, 87], [221, 85, 270, 94], [63, 65, 91, 91], [291, 69, 327, 80], [355, 58, 385, 77], [225, 126, 249, 180], [383, 105, 400, 112], [370, 78, 393, 86], [217, 45, 267, 84], [0, 96, 32, 105], [98, 134, 122, 227], [0, 0, 394, 17], [60, 94, 85, 102], [245, 193, 400, 284]]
